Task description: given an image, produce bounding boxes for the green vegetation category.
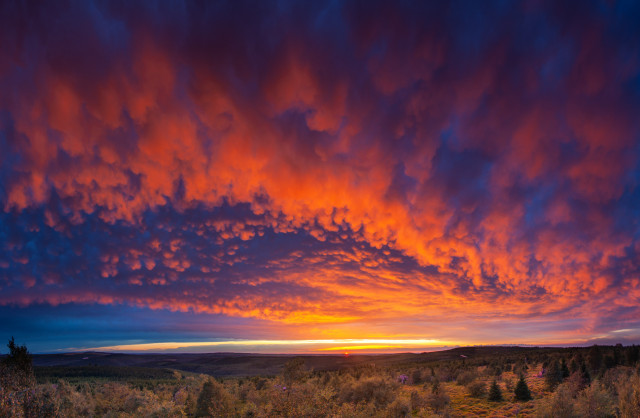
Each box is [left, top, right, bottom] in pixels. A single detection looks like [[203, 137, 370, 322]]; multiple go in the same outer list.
[[488, 380, 502, 401], [35, 365, 181, 383], [2, 341, 640, 416], [514, 375, 532, 401]]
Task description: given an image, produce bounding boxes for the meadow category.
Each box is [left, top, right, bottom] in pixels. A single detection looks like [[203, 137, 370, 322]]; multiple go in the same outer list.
[[1, 343, 639, 417]]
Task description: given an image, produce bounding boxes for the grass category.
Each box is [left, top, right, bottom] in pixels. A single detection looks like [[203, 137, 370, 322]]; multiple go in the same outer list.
[[6, 345, 638, 416]]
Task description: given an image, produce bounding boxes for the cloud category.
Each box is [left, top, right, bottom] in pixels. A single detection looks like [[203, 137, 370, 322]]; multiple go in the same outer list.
[[1, 0, 640, 348]]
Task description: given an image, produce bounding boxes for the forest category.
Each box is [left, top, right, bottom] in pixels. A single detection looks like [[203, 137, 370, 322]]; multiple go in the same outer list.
[[1, 339, 640, 417]]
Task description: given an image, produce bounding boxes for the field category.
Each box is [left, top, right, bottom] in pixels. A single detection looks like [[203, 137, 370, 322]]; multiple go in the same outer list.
[[1, 345, 640, 417]]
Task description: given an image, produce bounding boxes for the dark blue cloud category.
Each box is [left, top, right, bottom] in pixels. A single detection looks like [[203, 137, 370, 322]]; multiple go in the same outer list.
[[1, 0, 640, 350]]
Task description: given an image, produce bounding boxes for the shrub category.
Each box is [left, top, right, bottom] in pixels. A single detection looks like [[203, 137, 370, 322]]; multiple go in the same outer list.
[[467, 381, 487, 398], [251, 376, 267, 391], [456, 371, 477, 386], [23, 384, 63, 418], [195, 379, 235, 417], [0, 338, 35, 392], [55, 379, 95, 416], [386, 397, 411, 418], [514, 375, 532, 401], [2, 337, 33, 377], [565, 370, 589, 397], [436, 366, 456, 382], [339, 376, 397, 407], [411, 369, 423, 385], [533, 383, 576, 418], [283, 358, 307, 387], [426, 386, 450, 413], [430, 378, 440, 394], [409, 390, 425, 410], [574, 381, 615, 417], [241, 401, 259, 417], [617, 372, 640, 417], [504, 376, 514, 392]]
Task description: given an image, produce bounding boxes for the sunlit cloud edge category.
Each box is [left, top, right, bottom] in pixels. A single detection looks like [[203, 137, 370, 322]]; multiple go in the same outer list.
[[66, 339, 454, 353]]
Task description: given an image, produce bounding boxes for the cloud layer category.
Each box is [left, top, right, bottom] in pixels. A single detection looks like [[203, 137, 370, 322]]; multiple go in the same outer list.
[[2, 0, 640, 350]]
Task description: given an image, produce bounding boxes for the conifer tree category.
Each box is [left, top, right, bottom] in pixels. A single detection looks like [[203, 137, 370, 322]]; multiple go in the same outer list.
[[545, 359, 563, 390], [488, 380, 503, 401], [560, 358, 570, 379], [514, 375, 532, 401]]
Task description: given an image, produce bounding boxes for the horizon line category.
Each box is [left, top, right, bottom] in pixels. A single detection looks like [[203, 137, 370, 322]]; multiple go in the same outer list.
[[37, 338, 621, 355]]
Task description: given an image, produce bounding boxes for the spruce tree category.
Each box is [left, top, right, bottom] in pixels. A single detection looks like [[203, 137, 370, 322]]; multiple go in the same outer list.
[[514, 375, 532, 401], [488, 380, 503, 401], [560, 358, 570, 379], [545, 359, 563, 390]]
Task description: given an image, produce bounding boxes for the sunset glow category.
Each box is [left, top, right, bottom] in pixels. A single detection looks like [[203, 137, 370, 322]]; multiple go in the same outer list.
[[2, 1, 640, 353], [73, 339, 450, 354]]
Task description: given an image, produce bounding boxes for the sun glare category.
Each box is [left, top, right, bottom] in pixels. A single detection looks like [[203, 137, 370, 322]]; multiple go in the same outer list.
[[74, 338, 450, 353]]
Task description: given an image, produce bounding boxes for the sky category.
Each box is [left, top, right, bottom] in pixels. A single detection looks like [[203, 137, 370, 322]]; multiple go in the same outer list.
[[1, 0, 640, 354]]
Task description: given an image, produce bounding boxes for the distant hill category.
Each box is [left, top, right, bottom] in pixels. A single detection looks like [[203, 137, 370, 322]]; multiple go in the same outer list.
[[31, 346, 566, 378]]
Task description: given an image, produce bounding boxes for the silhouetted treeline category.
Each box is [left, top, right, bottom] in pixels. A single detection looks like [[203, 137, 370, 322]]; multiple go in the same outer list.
[[35, 365, 178, 382]]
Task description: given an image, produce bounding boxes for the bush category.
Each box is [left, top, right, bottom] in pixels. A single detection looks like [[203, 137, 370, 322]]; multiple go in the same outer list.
[[283, 358, 307, 387], [386, 397, 410, 418], [456, 371, 477, 386], [564, 370, 589, 397], [617, 372, 640, 417], [23, 384, 62, 418], [467, 381, 487, 398], [339, 376, 398, 407], [574, 381, 614, 417], [533, 383, 576, 418], [3, 337, 33, 377], [504, 376, 514, 392], [411, 369, 423, 385], [0, 338, 35, 391], [426, 386, 450, 413], [196, 379, 235, 417], [409, 390, 425, 410]]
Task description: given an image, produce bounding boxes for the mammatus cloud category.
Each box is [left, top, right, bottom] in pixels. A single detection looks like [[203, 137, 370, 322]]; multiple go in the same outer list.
[[1, 0, 640, 350]]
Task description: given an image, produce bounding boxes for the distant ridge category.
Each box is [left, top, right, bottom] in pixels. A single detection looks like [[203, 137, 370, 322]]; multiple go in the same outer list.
[[31, 345, 608, 377]]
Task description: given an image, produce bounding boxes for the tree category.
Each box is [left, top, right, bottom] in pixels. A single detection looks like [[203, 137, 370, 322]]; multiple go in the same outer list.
[[195, 379, 235, 417], [560, 358, 570, 379], [587, 345, 602, 374], [411, 368, 422, 384], [545, 359, 563, 390], [514, 375, 532, 401], [534, 383, 575, 417], [0, 337, 34, 390], [488, 380, 503, 402], [575, 381, 615, 417], [283, 357, 306, 387], [579, 362, 591, 386], [617, 372, 640, 417], [3, 336, 33, 376], [626, 345, 639, 366]]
